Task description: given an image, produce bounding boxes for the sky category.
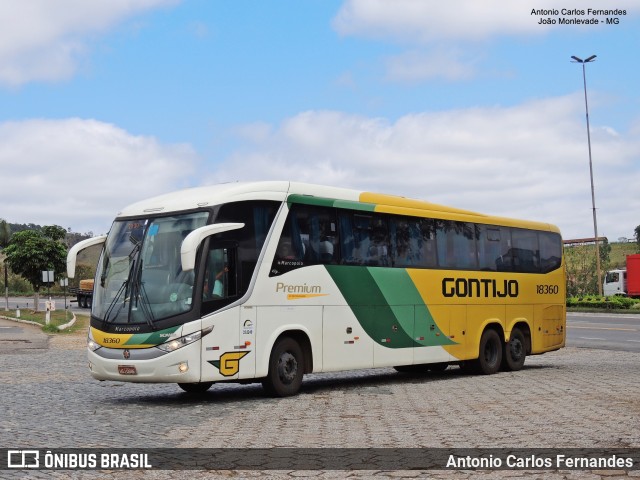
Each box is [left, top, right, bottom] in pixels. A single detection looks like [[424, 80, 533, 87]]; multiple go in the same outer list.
[[1, 0, 639, 242]]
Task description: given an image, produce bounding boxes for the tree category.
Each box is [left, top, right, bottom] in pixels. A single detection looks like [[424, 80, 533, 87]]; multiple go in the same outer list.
[[565, 238, 611, 297], [4, 225, 67, 312], [0, 219, 11, 310], [635, 225, 640, 251]]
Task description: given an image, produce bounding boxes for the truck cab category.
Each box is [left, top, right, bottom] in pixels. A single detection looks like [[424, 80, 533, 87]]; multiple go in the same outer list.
[[603, 269, 627, 296]]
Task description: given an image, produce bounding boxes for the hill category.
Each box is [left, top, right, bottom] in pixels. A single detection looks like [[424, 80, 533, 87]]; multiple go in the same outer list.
[[2, 221, 94, 249], [608, 241, 639, 269]]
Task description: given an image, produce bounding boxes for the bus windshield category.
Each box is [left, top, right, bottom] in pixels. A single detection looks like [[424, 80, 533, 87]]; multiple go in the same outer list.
[[93, 212, 209, 325]]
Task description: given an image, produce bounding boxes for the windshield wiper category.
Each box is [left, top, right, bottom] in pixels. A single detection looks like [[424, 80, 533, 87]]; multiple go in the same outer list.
[[130, 259, 157, 330], [102, 239, 141, 324], [102, 279, 129, 324]]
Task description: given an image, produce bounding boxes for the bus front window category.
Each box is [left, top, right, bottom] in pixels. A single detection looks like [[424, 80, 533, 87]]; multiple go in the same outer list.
[[93, 212, 209, 325]]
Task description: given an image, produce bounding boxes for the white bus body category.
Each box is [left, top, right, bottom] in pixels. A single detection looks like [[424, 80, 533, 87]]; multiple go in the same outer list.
[[68, 181, 565, 396]]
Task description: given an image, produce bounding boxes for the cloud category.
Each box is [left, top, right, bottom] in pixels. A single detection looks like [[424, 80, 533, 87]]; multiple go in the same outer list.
[[385, 48, 478, 83], [333, 0, 532, 43], [206, 95, 640, 241], [3, 99, 636, 243], [333, 0, 640, 85], [0, 118, 198, 234], [0, 0, 179, 86]]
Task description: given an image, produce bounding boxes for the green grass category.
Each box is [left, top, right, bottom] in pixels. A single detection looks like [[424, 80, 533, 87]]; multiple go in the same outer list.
[[608, 241, 639, 269], [565, 240, 638, 273], [1, 308, 88, 333]]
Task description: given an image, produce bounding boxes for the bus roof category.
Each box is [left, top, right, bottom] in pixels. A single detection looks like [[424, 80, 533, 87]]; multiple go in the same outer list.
[[116, 181, 561, 234]]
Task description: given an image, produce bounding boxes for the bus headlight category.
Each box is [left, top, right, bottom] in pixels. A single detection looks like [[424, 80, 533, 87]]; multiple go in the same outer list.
[[88, 337, 101, 352], [156, 326, 213, 353]]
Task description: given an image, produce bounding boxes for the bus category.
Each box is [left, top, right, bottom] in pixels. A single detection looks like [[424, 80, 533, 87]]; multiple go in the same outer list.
[[67, 181, 565, 396]]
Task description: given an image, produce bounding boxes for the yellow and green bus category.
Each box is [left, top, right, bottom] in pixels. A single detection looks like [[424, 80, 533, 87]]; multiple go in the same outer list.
[[67, 181, 565, 396]]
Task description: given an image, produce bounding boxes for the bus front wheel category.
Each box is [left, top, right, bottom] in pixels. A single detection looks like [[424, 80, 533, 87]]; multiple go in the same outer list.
[[476, 329, 502, 375], [262, 337, 304, 397], [502, 327, 526, 371]]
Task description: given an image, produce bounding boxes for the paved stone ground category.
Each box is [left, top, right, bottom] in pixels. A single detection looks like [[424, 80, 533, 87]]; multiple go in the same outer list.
[[1, 328, 639, 479]]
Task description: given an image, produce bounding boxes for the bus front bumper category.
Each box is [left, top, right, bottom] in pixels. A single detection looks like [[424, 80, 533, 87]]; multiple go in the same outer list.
[[87, 345, 202, 383]]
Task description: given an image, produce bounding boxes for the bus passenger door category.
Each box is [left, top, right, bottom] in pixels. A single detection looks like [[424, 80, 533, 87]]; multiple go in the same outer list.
[[200, 308, 241, 381], [199, 243, 245, 381]]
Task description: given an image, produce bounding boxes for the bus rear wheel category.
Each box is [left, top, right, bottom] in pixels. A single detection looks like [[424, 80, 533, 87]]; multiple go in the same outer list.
[[262, 337, 304, 397], [502, 327, 526, 371], [476, 329, 502, 375]]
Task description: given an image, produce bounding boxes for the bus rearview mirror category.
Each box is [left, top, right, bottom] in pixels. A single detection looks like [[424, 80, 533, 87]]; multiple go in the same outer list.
[[181, 223, 244, 271]]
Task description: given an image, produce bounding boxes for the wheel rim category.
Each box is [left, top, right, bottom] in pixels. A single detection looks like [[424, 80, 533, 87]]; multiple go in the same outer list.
[[510, 337, 524, 361], [484, 339, 499, 366], [277, 352, 298, 385]]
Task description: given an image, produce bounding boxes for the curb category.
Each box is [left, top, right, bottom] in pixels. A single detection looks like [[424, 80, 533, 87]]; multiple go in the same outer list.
[[0, 311, 77, 331], [57, 312, 77, 330]]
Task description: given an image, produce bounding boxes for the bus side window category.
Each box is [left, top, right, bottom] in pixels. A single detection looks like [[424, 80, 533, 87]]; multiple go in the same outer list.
[[202, 246, 235, 301], [338, 211, 357, 265], [369, 215, 390, 266], [436, 221, 477, 270], [512, 229, 540, 273], [479, 226, 513, 272], [270, 204, 338, 276], [539, 231, 562, 273], [390, 217, 436, 268]]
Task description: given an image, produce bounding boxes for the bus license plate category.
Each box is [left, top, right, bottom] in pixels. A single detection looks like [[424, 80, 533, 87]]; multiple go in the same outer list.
[[118, 365, 137, 375]]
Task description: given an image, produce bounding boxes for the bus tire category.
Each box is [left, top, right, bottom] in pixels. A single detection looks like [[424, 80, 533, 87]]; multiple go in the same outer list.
[[476, 329, 502, 375], [178, 382, 213, 394], [262, 337, 304, 397], [502, 327, 526, 371]]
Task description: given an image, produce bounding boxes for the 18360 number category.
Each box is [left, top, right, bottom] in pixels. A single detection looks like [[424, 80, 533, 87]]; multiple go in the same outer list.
[[536, 284, 559, 295]]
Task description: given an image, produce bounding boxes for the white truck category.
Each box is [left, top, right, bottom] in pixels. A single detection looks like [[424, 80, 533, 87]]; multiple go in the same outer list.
[[603, 254, 640, 297]]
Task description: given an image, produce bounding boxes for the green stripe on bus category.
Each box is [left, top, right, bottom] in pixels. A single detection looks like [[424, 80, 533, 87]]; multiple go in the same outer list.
[[287, 194, 376, 212], [325, 265, 454, 348], [123, 326, 180, 347]]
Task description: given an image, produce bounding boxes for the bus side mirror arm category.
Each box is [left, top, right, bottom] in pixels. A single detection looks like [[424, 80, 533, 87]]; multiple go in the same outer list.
[[181, 223, 244, 272], [67, 235, 108, 278]]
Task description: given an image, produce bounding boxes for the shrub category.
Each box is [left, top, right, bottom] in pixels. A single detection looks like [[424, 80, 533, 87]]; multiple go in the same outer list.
[[567, 295, 640, 310]]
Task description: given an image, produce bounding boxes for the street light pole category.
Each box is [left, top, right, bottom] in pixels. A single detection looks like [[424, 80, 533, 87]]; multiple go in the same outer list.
[[571, 54, 602, 295]]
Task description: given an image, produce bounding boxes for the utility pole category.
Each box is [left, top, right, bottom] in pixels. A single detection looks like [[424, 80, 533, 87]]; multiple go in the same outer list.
[[571, 54, 602, 296]]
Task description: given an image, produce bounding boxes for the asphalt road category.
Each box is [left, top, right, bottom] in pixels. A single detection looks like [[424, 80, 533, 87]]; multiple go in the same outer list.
[[2, 295, 87, 316], [567, 312, 640, 352]]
